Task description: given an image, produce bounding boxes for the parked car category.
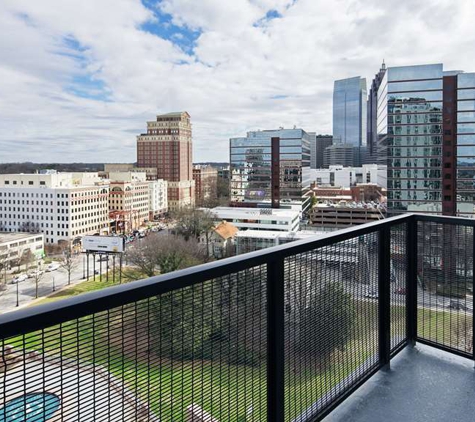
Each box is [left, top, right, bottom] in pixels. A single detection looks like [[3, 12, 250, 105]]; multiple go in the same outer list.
[[365, 290, 378, 299], [27, 270, 44, 279], [12, 274, 28, 284], [96, 255, 109, 262], [46, 263, 60, 272], [395, 287, 406, 295]]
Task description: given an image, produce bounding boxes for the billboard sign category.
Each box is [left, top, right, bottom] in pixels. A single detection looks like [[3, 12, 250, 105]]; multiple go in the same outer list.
[[83, 236, 124, 253]]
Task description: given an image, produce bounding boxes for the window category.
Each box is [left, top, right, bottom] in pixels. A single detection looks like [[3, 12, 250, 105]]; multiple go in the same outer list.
[[29, 181, 33, 185]]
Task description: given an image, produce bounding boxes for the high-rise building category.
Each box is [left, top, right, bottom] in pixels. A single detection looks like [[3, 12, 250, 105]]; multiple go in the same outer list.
[[230, 129, 311, 211], [333, 77, 367, 147], [367, 61, 387, 160], [376, 63, 475, 217], [193, 165, 218, 206], [323, 144, 368, 168], [309, 134, 333, 169], [0, 172, 110, 245], [136, 112, 195, 210]]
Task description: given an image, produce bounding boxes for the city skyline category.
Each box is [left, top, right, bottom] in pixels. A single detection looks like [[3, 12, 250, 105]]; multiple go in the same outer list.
[[1, 0, 475, 163]]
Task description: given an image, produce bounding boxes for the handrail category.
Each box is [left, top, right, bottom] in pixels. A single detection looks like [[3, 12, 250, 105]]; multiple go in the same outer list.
[[0, 213, 414, 338]]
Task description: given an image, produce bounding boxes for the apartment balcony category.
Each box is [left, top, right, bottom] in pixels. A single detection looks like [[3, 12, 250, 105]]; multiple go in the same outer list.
[[0, 213, 474, 421]]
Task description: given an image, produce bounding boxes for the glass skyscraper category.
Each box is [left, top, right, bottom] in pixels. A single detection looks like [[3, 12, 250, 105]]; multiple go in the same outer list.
[[377, 63, 475, 217], [229, 129, 311, 211], [333, 77, 367, 146]]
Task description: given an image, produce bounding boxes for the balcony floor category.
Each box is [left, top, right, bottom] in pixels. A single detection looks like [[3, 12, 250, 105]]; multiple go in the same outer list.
[[324, 344, 475, 422]]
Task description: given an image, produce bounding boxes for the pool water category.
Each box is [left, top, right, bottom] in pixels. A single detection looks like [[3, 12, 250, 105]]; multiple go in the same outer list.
[[0, 392, 61, 421]]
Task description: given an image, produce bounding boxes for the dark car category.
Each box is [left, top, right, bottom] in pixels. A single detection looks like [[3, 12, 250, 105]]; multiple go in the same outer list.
[[447, 301, 468, 311]]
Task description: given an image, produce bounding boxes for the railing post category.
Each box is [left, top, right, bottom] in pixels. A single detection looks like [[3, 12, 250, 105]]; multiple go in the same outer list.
[[378, 226, 391, 367], [472, 226, 475, 365], [267, 256, 285, 422], [406, 216, 418, 346]]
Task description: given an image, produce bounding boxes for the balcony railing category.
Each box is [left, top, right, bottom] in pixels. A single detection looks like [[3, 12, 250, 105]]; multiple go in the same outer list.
[[0, 213, 473, 421]]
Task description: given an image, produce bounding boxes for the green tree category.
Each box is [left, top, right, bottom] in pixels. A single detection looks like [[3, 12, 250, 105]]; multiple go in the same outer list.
[[297, 282, 355, 358]]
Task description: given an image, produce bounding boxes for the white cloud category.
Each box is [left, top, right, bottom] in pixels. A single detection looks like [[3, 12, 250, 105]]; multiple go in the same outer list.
[[0, 0, 475, 163]]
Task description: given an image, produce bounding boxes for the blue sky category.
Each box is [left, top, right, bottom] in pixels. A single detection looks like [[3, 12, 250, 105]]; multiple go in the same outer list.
[[0, 0, 474, 162]]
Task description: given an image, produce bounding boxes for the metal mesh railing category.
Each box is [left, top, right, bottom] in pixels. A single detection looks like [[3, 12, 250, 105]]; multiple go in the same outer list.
[[1, 266, 268, 422], [285, 233, 380, 421], [390, 223, 408, 353], [1, 214, 474, 422], [417, 220, 474, 357]]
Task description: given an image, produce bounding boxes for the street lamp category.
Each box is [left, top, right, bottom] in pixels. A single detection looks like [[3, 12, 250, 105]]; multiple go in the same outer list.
[[52, 276, 55, 292]]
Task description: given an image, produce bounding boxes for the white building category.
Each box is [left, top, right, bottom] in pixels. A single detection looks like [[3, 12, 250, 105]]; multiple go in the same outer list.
[[209, 207, 300, 232], [0, 232, 45, 269], [148, 179, 168, 219], [0, 172, 109, 245], [199, 221, 238, 259], [309, 164, 387, 188], [235, 230, 323, 254]]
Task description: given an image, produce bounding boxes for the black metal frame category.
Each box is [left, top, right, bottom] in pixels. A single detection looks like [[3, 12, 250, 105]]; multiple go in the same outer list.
[[1, 212, 474, 422]]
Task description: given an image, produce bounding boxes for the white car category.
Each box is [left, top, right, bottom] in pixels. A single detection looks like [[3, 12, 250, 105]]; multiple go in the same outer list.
[[12, 274, 28, 284], [46, 263, 60, 272]]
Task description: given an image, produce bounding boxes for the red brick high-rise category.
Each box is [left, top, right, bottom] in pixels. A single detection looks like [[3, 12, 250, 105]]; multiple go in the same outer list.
[[137, 112, 195, 210]]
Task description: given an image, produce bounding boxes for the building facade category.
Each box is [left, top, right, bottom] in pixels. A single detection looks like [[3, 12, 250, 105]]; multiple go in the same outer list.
[[108, 172, 150, 232], [309, 204, 385, 228], [193, 165, 218, 206], [230, 129, 311, 211], [367, 62, 387, 160], [148, 179, 168, 219], [323, 144, 368, 168], [376, 63, 475, 216], [309, 134, 333, 169], [210, 206, 300, 232], [0, 232, 45, 269], [333, 77, 367, 147], [309, 164, 387, 188], [136, 112, 195, 210], [103, 164, 158, 181], [0, 173, 109, 245]]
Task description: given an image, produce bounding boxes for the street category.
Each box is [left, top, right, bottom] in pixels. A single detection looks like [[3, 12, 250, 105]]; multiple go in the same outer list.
[[0, 254, 113, 314]]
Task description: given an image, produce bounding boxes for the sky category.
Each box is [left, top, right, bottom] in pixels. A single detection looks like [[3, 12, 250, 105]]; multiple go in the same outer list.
[[1, 0, 475, 163]]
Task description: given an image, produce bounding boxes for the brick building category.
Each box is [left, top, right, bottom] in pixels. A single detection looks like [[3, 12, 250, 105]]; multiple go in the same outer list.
[[137, 112, 195, 210]]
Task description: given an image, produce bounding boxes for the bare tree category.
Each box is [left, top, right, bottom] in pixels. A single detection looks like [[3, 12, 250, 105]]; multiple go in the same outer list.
[[32, 264, 46, 299], [59, 250, 79, 285], [0, 252, 8, 294], [126, 234, 208, 278], [173, 208, 217, 258]]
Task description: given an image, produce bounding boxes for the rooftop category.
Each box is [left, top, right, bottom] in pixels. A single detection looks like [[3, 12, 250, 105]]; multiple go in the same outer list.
[[0, 231, 43, 244]]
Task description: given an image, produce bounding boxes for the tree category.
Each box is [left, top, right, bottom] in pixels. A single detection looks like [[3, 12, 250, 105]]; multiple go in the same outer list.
[[32, 264, 46, 299], [126, 234, 208, 278], [297, 282, 355, 359], [173, 208, 216, 257], [59, 249, 79, 285]]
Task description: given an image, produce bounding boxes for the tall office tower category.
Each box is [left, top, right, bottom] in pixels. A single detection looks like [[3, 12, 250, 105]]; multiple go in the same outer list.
[[333, 76, 367, 147], [377, 63, 475, 217], [323, 144, 359, 168], [137, 112, 195, 210], [230, 129, 311, 211], [309, 134, 333, 168], [367, 61, 387, 160]]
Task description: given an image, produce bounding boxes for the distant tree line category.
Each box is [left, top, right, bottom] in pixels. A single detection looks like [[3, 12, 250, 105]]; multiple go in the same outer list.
[[0, 162, 105, 174]]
